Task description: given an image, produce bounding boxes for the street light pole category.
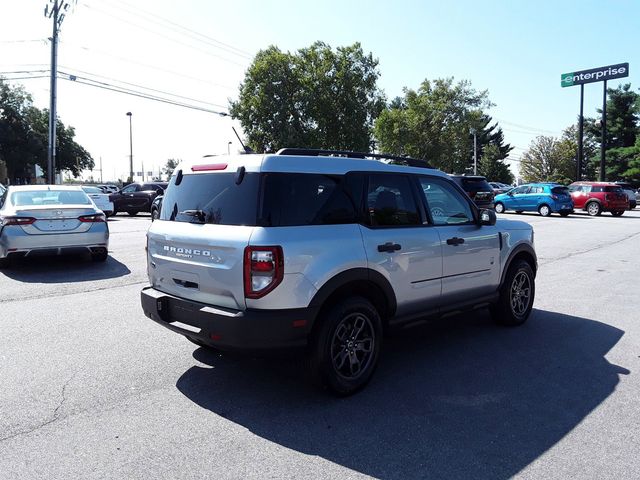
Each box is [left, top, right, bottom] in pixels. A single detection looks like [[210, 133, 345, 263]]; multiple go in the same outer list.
[[126, 112, 133, 183]]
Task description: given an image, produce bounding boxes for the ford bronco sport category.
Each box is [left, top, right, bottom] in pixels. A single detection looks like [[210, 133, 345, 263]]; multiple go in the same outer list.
[[141, 149, 537, 395]]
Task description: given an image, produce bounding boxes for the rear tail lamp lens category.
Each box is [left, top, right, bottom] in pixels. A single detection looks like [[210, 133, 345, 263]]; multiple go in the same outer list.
[[243, 246, 283, 299], [0, 216, 36, 226], [79, 214, 106, 223]]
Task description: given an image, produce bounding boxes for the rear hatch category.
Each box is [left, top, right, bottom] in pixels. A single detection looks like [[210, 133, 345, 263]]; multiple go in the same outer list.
[[460, 177, 494, 203], [551, 186, 571, 201], [147, 169, 261, 310]]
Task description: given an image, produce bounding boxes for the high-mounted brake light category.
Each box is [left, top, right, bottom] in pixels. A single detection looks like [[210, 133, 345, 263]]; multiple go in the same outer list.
[[0, 216, 36, 226], [78, 214, 106, 223], [191, 163, 228, 172], [243, 246, 283, 299]]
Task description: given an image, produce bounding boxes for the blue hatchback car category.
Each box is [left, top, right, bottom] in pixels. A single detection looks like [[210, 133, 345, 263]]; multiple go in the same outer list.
[[494, 183, 574, 216]]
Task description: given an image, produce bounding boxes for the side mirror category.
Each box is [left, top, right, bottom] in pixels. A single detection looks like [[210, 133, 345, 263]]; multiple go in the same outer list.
[[479, 208, 496, 226]]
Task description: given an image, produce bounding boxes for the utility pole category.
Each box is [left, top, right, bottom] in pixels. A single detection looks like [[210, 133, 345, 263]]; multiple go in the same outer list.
[[44, 0, 74, 185], [99, 156, 103, 183], [470, 128, 478, 175]]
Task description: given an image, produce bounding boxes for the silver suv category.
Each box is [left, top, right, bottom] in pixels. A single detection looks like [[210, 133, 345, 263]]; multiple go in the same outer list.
[[141, 149, 537, 395]]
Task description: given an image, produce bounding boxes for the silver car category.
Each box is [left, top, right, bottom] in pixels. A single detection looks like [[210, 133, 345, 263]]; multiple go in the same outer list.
[[0, 185, 109, 267], [82, 186, 115, 216]]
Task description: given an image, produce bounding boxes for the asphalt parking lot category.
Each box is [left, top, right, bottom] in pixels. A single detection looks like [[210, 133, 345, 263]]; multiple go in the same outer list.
[[1, 210, 639, 479]]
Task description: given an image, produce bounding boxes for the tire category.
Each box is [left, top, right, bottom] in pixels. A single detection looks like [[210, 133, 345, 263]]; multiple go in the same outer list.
[[490, 259, 535, 327], [586, 201, 601, 216], [307, 297, 382, 396], [559, 211, 570, 217], [127, 211, 139, 216], [494, 202, 505, 214], [91, 251, 108, 262], [611, 210, 624, 217], [151, 209, 159, 221], [515, 210, 523, 214], [538, 204, 551, 217]]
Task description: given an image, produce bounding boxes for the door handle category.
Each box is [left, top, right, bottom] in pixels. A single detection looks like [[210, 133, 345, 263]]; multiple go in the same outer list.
[[446, 237, 465, 246], [377, 242, 401, 253]]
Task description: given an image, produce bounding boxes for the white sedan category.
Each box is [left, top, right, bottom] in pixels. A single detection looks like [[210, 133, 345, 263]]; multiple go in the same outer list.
[[82, 186, 115, 217]]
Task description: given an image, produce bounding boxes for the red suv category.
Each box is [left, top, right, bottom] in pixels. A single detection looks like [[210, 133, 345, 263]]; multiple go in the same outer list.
[[568, 181, 629, 216]]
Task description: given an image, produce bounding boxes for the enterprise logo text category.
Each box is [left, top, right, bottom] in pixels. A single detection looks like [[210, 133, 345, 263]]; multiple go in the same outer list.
[[561, 63, 629, 87]]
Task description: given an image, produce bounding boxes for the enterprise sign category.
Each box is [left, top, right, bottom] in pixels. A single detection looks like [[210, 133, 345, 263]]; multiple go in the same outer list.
[[561, 63, 629, 87]]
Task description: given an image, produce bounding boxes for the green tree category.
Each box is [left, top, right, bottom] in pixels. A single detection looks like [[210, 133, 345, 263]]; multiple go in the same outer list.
[[520, 136, 568, 183], [477, 144, 514, 184], [374, 78, 493, 173], [585, 83, 639, 180], [162, 158, 180, 178], [0, 78, 93, 181], [230, 42, 385, 153]]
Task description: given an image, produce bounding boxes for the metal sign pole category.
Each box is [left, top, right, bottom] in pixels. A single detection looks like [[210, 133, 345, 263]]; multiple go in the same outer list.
[[600, 80, 607, 181], [577, 84, 584, 181]]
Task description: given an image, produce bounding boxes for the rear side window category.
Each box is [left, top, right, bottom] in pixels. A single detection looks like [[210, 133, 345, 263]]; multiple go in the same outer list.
[[604, 186, 623, 193], [160, 172, 259, 225], [259, 173, 357, 226], [366, 174, 421, 226]]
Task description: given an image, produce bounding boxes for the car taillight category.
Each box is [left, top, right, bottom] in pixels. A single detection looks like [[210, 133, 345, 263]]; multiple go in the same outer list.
[[243, 246, 283, 299], [0, 216, 36, 226], [78, 214, 106, 223]]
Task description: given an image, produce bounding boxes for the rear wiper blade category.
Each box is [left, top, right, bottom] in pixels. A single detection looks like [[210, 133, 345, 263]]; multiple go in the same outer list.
[[179, 209, 206, 223]]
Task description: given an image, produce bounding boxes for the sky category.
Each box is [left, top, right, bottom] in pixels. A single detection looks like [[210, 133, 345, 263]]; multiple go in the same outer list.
[[1, 0, 638, 182]]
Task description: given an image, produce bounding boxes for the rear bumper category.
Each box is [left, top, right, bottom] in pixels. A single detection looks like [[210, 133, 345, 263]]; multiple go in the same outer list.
[[141, 287, 316, 352], [0, 223, 109, 259]]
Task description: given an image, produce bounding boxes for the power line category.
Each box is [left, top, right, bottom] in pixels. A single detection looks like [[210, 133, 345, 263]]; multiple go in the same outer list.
[[59, 73, 229, 116], [58, 68, 229, 109], [60, 41, 237, 91], [107, 0, 252, 58], [81, 3, 249, 68]]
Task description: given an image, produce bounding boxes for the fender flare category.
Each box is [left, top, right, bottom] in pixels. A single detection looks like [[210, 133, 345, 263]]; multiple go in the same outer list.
[[308, 268, 397, 319], [501, 243, 538, 286]]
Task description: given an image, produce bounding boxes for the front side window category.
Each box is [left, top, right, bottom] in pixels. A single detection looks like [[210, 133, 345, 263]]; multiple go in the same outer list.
[[121, 184, 139, 193], [419, 177, 474, 225], [366, 174, 421, 227], [513, 186, 530, 195]]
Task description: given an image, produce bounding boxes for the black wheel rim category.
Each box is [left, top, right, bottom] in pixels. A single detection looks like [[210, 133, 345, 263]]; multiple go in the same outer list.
[[510, 271, 531, 317], [330, 312, 375, 380]]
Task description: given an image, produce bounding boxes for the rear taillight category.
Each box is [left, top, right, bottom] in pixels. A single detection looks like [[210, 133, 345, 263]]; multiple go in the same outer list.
[[79, 214, 106, 223], [0, 216, 36, 226], [243, 246, 283, 299]]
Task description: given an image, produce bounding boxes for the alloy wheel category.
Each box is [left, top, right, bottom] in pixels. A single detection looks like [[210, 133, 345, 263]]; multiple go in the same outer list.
[[330, 312, 375, 380], [510, 271, 531, 317]]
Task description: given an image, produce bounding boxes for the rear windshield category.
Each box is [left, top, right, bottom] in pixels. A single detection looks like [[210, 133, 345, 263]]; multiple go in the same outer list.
[[551, 186, 570, 195], [160, 172, 259, 224], [460, 178, 492, 192], [11, 190, 91, 206]]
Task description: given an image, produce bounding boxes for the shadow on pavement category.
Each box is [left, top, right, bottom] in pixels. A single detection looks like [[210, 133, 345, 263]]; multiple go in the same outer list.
[[176, 309, 627, 480], [0, 254, 131, 283]]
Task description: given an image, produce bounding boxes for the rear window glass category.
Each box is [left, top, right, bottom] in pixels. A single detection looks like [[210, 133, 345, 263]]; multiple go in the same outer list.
[[11, 190, 91, 206], [460, 178, 492, 192], [259, 173, 357, 226], [82, 187, 103, 194], [551, 186, 569, 195], [160, 172, 259, 225]]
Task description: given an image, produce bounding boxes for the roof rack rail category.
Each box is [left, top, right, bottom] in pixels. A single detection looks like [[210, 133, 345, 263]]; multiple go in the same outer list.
[[275, 148, 432, 169]]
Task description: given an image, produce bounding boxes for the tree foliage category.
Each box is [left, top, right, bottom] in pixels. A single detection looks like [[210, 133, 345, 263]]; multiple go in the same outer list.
[[230, 42, 385, 153], [162, 158, 180, 178], [477, 144, 514, 184], [584, 83, 639, 181], [0, 78, 93, 182], [374, 78, 494, 173]]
